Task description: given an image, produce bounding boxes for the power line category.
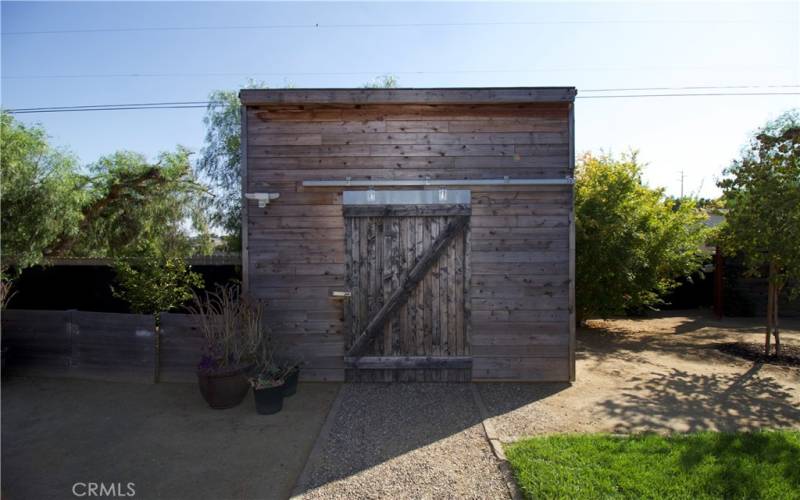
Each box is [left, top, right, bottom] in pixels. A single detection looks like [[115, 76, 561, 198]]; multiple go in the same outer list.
[[6, 101, 213, 112], [3, 67, 794, 80], [577, 91, 800, 99], [7, 105, 214, 114], [5, 91, 800, 114], [581, 84, 800, 92], [3, 18, 791, 36]]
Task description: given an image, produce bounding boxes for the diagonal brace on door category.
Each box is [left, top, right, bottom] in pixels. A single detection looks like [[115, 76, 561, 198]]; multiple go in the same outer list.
[[347, 215, 469, 357]]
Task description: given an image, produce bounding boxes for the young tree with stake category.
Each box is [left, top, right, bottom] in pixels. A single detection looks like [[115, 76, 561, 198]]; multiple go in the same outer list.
[[719, 110, 800, 357]]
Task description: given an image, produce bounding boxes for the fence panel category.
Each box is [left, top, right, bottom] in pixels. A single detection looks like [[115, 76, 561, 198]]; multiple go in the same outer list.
[[2, 310, 71, 375], [160, 313, 204, 383], [70, 311, 155, 382]]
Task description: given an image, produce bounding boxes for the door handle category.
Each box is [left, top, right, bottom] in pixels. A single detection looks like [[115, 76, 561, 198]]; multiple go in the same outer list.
[[331, 291, 352, 299]]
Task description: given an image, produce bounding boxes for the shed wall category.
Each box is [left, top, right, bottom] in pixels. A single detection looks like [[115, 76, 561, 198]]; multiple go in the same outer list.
[[244, 99, 574, 381]]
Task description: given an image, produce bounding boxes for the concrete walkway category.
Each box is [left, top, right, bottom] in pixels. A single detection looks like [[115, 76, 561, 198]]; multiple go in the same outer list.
[[1, 377, 339, 500]]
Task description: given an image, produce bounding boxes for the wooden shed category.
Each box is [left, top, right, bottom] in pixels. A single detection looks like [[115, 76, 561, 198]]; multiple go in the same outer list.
[[240, 87, 576, 382]]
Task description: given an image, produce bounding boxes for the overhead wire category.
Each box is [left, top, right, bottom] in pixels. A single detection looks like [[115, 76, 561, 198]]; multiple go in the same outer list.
[[5, 89, 800, 114], [3, 18, 792, 36]]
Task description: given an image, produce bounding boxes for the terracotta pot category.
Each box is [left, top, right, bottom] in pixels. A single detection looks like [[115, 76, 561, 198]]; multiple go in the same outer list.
[[197, 369, 249, 409]]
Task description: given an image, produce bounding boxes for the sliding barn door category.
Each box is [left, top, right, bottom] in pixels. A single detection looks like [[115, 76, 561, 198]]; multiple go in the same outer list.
[[343, 193, 471, 382]]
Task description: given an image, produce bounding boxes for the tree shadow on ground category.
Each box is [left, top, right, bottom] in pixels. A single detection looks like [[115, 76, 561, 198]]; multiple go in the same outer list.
[[576, 326, 731, 367], [576, 310, 800, 367], [600, 364, 800, 434]]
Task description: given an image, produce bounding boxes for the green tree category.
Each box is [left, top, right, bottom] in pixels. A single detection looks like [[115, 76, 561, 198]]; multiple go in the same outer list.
[[0, 113, 85, 272], [112, 250, 203, 318], [718, 109, 800, 356], [198, 88, 245, 247], [112, 247, 204, 382], [52, 148, 214, 259], [2, 113, 212, 272], [197, 81, 267, 250], [575, 152, 710, 321], [363, 74, 399, 88]]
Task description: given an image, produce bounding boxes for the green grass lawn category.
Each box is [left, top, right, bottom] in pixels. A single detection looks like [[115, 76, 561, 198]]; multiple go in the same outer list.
[[505, 431, 800, 500]]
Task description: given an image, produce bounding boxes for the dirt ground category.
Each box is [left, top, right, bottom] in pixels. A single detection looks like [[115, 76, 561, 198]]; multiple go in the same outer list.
[[294, 311, 800, 499], [479, 310, 800, 442], [2, 311, 798, 499]]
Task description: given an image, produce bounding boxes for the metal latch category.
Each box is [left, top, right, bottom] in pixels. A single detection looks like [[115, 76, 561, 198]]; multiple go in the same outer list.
[[331, 291, 352, 299]]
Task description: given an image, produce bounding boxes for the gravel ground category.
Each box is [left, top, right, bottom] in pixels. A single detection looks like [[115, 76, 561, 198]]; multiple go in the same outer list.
[[294, 383, 510, 499], [478, 311, 800, 442]]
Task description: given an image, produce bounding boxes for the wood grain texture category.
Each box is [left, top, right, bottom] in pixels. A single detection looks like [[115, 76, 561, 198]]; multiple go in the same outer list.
[[243, 94, 574, 382], [2, 310, 156, 382], [346, 215, 468, 358]]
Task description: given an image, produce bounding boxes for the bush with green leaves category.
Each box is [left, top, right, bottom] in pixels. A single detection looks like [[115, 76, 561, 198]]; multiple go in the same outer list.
[[718, 109, 800, 355], [0, 113, 85, 273], [575, 152, 710, 321], [112, 249, 203, 320]]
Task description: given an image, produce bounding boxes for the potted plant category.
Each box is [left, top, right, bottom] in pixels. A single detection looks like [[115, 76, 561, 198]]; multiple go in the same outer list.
[[277, 358, 302, 397], [247, 334, 292, 414], [249, 363, 287, 415], [189, 284, 251, 409]]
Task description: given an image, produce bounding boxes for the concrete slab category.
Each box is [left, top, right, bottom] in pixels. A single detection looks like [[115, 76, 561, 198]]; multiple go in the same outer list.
[[1, 377, 340, 500]]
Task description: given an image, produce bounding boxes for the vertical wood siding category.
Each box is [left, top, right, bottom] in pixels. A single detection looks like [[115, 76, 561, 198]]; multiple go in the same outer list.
[[245, 101, 573, 381], [344, 214, 469, 357]]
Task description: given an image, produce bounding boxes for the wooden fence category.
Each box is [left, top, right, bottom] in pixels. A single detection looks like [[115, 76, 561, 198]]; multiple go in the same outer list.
[[1, 310, 204, 383]]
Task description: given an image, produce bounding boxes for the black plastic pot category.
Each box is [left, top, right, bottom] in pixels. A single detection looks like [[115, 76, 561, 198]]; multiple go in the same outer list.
[[253, 384, 285, 415], [283, 368, 299, 397], [197, 370, 250, 409]]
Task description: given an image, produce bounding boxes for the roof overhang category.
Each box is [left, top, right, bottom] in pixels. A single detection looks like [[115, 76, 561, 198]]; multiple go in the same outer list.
[[239, 87, 577, 106]]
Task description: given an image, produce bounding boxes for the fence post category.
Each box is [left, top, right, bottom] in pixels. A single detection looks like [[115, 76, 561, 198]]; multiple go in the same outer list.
[[67, 309, 79, 369], [153, 313, 160, 384]]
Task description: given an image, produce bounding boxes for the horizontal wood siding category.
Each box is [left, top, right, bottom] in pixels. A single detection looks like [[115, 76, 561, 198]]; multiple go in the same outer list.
[[2, 311, 268, 383], [245, 98, 573, 381], [1, 310, 155, 382]]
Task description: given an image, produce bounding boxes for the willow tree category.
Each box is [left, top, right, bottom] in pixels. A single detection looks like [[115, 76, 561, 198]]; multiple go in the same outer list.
[[2, 113, 212, 267], [719, 110, 800, 356], [55, 148, 214, 259]]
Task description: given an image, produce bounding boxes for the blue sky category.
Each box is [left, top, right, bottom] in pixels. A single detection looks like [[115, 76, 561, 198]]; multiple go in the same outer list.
[[2, 1, 798, 198]]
